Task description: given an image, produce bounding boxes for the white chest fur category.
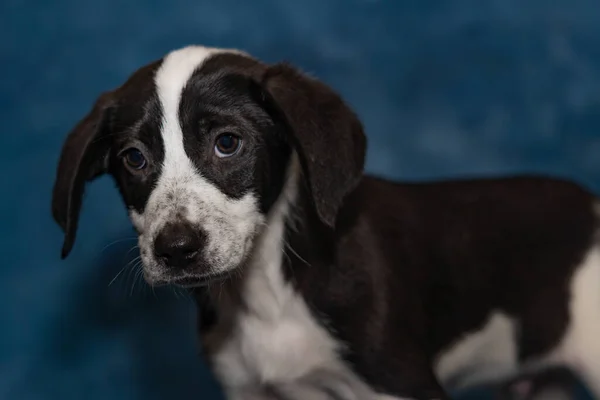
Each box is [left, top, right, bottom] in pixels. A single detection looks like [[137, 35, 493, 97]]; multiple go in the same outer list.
[[207, 216, 342, 388]]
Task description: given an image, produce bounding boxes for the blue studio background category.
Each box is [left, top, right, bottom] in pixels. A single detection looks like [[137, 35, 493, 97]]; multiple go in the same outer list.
[[2, 1, 600, 399]]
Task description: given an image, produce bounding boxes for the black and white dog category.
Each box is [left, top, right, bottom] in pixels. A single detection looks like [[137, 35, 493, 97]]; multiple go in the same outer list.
[[52, 46, 600, 400]]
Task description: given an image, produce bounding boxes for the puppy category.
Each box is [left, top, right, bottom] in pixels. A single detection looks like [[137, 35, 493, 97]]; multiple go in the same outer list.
[[52, 46, 600, 400]]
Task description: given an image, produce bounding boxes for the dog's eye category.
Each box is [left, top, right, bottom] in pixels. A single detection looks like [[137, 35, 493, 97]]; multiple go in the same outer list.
[[123, 148, 147, 170], [215, 134, 242, 158]]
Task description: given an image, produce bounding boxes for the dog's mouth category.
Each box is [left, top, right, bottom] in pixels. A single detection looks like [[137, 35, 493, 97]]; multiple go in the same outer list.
[[148, 270, 232, 288]]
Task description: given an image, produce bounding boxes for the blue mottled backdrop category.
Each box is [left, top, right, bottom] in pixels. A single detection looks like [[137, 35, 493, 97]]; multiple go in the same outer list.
[[1, 0, 600, 399]]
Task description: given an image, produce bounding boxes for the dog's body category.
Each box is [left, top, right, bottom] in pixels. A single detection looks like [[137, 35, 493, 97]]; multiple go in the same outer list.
[[52, 46, 600, 400]]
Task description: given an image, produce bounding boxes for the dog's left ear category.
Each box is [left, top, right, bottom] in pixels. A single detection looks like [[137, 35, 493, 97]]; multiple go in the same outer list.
[[261, 64, 367, 227], [52, 91, 116, 259]]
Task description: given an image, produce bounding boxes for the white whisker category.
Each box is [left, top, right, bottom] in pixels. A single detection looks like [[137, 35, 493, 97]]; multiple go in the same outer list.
[[108, 267, 126, 287], [284, 239, 311, 268], [99, 237, 137, 255], [130, 263, 144, 297]]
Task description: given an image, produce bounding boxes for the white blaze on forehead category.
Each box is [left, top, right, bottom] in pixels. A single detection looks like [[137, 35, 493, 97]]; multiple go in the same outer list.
[[155, 45, 231, 173]]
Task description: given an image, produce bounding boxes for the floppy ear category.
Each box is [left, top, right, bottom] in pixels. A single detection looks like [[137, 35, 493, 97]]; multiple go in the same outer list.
[[52, 91, 115, 259], [262, 64, 367, 227]]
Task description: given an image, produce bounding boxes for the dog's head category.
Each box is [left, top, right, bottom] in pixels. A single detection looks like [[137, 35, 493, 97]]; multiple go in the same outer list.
[[52, 46, 366, 286]]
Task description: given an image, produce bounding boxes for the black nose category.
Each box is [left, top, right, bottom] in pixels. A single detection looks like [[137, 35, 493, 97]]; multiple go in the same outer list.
[[153, 222, 205, 270]]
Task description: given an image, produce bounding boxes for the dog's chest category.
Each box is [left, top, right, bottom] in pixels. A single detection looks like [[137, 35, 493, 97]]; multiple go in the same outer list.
[[203, 213, 342, 389], [206, 264, 342, 389], [213, 296, 336, 386]]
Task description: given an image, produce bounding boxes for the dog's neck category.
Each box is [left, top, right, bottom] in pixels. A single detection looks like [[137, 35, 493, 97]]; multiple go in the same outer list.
[[234, 153, 302, 317]]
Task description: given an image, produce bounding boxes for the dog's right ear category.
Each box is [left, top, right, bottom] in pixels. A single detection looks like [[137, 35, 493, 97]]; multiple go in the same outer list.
[[52, 91, 116, 259]]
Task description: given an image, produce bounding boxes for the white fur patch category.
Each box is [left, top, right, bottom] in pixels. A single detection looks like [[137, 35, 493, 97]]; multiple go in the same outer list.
[[132, 45, 263, 282], [549, 245, 600, 397], [434, 311, 518, 389]]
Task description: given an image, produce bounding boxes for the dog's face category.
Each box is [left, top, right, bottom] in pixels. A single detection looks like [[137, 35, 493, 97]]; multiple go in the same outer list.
[[52, 46, 366, 287]]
